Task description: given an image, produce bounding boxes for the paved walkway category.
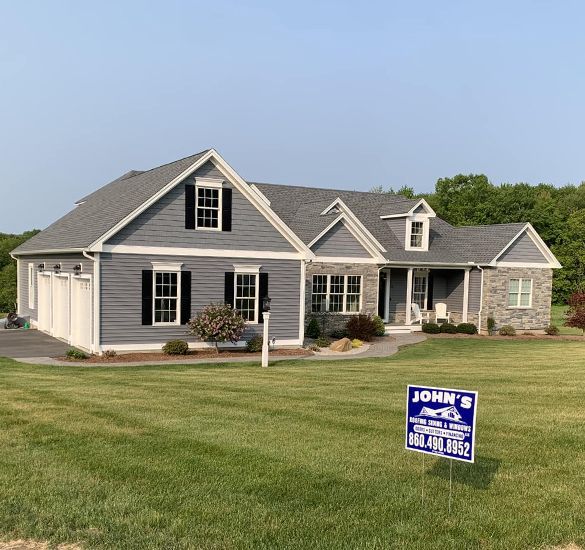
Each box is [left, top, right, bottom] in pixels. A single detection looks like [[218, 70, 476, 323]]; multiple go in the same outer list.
[[12, 333, 427, 367]]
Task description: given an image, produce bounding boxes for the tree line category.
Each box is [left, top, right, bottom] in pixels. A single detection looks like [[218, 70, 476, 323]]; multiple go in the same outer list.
[[0, 231, 39, 312], [372, 174, 585, 304]]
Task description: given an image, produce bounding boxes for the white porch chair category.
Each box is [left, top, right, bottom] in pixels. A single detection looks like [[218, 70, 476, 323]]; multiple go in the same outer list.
[[434, 302, 451, 324], [410, 303, 431, 325]]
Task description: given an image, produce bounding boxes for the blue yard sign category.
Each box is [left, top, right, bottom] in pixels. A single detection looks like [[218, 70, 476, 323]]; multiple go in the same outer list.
[[405, 385, 478, 463]]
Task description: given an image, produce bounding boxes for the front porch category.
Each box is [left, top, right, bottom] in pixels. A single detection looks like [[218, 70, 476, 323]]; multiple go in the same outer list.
[[378, 266, 478, 333]]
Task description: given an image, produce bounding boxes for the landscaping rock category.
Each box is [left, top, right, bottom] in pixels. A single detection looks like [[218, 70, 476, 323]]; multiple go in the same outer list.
[[329, 338, 352, 352]]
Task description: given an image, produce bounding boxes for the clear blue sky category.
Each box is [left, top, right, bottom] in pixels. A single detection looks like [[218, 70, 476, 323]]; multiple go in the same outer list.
[[2, 1, 584, 233]]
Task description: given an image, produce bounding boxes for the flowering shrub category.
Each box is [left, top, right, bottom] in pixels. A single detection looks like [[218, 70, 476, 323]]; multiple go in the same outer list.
[[187, 303, 246, 348]]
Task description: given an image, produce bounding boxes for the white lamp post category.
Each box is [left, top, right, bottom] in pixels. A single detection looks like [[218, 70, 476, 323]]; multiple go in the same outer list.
[[261, 295, 271, 367]]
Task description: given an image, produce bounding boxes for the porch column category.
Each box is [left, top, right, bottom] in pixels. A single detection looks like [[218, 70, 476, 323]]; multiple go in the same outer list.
[[384, 268, 391, 323], [462, 268, 471, 323], [405, 267, 413, 325]]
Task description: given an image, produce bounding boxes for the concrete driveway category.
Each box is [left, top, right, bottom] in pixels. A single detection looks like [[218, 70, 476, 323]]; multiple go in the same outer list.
[[0, 329, 69, 359]]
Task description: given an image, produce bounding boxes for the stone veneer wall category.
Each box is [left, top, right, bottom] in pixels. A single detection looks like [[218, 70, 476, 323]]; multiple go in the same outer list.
[[481, 267, 553, 330], [304, 262, 379, 333]]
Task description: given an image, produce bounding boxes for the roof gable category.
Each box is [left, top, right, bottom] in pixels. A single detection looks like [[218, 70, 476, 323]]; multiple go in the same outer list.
[[310, 220, 374, 258]]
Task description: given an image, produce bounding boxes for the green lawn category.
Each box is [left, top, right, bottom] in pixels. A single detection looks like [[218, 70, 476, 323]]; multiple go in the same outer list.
[[0, 339, 584, 549], [551, 304, 583, 335]]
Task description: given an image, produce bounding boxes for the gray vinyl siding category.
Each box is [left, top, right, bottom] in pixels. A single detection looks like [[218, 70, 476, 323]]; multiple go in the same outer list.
[[386, 218, 406, 246], [17, 253, 94, 321], [468, 268, 482, 312], [412, 205, 426, 214], [107, 161, 295, 252], [99, 253, 301, 345], [498, 232, 549, 263], [388, 268, 407, 317], [310, 221, 371, 257]]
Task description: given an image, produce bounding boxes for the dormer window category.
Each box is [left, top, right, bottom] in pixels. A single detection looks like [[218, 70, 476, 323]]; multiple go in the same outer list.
[[405, 217, 429, 251], [410, 221, 424, 248], [194, 178, 224, 231]]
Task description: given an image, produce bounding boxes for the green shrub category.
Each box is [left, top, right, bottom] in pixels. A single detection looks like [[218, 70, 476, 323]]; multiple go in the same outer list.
[[351, 339, 363, 348], [246, 335, 263, 352], [544, 324, 560, 336], [329, 328, 348, 339], [421, 322, 440, 334], [305, 317, 321, 339], [345, 314, 376, 342], [487, 317, 496, 335], [307, 343, 320, 352], [371, 315, 386, 337], [498, 325, 516, 336], [162, 340, 190, 355], [456, 323, 478, 335], [440, 322, 458, 334], [103, 349, 117, 358], [315, 336, 332, 348], [66, 348, 88, 360]]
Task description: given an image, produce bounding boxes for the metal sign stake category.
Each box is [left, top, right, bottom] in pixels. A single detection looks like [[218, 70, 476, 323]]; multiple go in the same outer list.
[[448, 459, 453, 514], [421, 453, 425, 505]]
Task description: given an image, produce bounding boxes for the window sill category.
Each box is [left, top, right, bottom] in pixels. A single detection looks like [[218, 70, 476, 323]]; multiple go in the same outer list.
[[506, 306, 533, 310], [195, 227, 222, 232], [152, 322, 181, 327]]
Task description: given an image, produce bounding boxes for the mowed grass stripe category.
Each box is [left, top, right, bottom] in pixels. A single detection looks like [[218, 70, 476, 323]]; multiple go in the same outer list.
[[0, 338, 584, 549]]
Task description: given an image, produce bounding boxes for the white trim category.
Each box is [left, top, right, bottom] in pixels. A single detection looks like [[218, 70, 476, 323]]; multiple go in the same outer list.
[[98, 338, 303, 353], [380, 198, 436, 219], [405, 267, 413, 325], [495, 261, 556, 268], [102, 244, 304, 260], [233, 264, 261, 274], [462, 268, 470, 323], [194, 177, 223, 188], [507, 277, 533, 309], [250, 184, 271, 206], [152, 269, 181, 326], [150, 261, 183, 272], [405, 217, 430, 252], [28, 262, 35, 310], [13, 248, 85, 256], [490, 223, 561, 268], [86, 149, 312, 256], [82, 251, 99, 354], [318, 198, 387, 253], [299, 260, 306, 342], [312, 256, 381, 264]]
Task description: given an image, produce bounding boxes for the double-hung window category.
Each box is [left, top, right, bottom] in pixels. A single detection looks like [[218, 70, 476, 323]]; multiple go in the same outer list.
[[153, 271, 180, 324], [412, 270, 429, 310], [196, 186, 221, 230], [311, 274, 362, 313], [235, 272, 258, 323], [410, 221, 424, 248], [508, 278, 532, 308]]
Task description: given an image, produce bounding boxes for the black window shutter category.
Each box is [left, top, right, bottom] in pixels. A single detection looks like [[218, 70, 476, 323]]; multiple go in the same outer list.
[[185, 184, 196, 229], [224, 272, 235, 307], [222, 188, 232, 232], [141, 270, 153, 325], [258, 273, 268, 324], [180, 271, 192, 325]]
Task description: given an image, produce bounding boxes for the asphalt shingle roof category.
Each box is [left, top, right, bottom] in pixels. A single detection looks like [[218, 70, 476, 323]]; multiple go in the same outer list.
[[12, 151, 209, 253], [13, 150, 525, 264]]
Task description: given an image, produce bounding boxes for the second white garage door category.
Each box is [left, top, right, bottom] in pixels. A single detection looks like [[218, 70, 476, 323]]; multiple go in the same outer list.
[[37, 273, 52, 333]]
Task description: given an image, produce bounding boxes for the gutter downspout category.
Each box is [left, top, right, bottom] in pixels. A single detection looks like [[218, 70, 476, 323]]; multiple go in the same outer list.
[[82, 250, 100, 355], [477, 265, 484, 333]]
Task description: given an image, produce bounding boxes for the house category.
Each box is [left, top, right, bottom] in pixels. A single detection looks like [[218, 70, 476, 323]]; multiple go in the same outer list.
[[11, 149, 561, 354]]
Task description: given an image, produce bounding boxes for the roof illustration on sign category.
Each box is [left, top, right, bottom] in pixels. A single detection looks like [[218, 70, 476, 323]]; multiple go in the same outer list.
[[417, 405, 466, 423]]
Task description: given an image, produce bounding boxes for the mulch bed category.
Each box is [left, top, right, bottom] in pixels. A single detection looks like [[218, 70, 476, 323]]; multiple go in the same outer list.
[[426, 333, 584, 341], [58, 348, 313, 363]]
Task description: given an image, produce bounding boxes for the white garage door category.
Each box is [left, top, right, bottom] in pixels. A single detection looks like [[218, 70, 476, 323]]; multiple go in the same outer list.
[[52, 274, 70, 341], [71, 277, 92, 352], [37, 273, 52, 333]]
